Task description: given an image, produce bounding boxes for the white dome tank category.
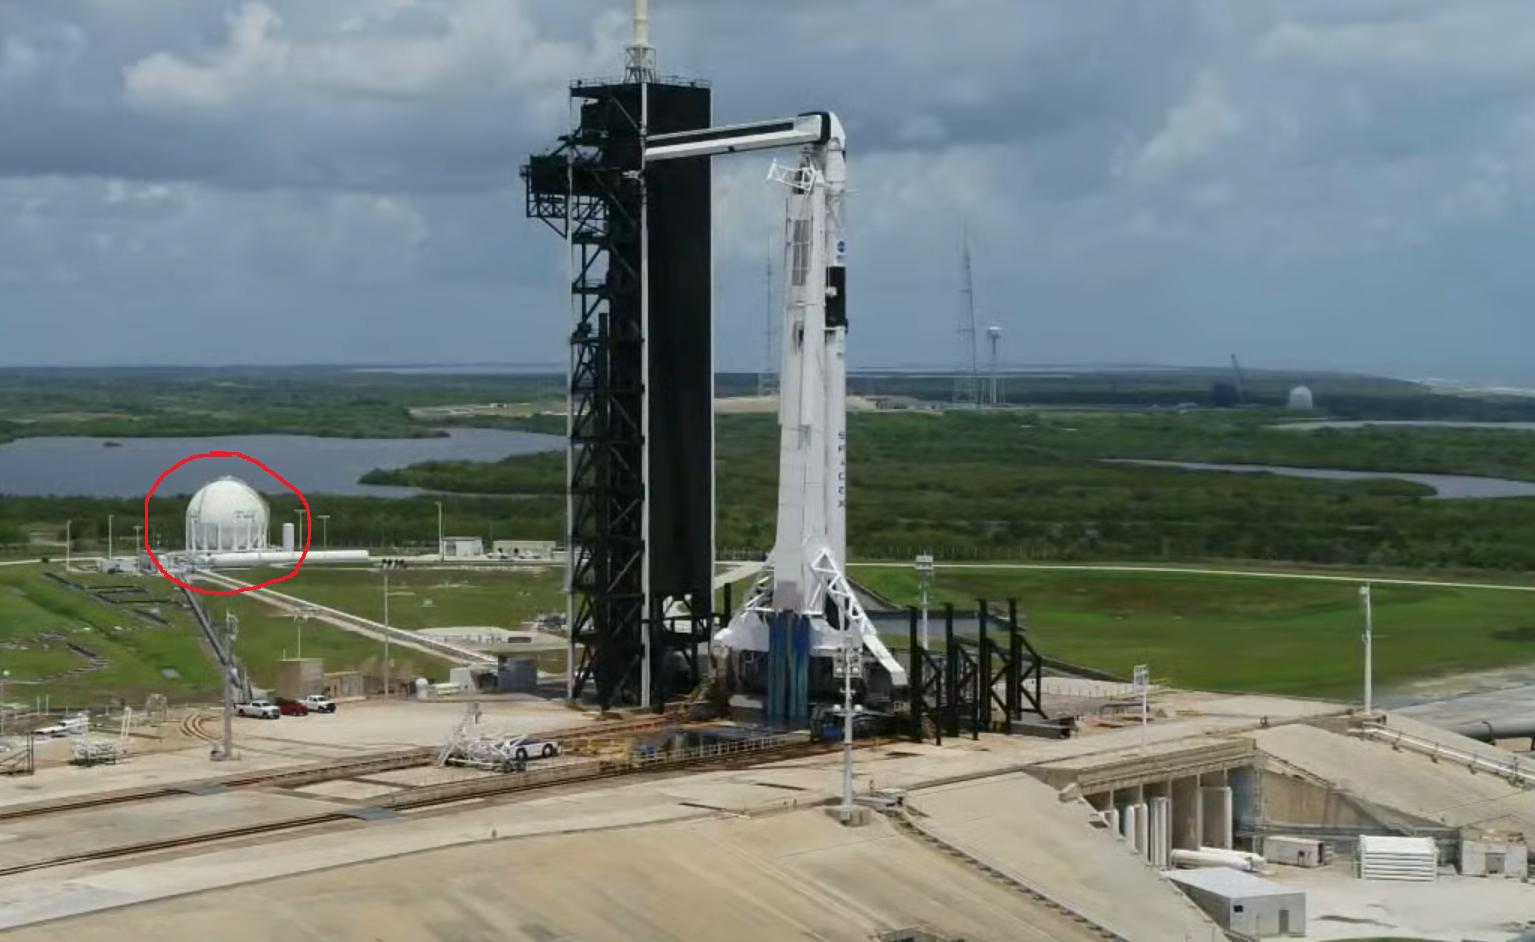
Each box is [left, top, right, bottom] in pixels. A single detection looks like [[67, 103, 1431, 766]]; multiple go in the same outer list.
[[1287, 385, 1315, 411], [185, 476, 269, 553]]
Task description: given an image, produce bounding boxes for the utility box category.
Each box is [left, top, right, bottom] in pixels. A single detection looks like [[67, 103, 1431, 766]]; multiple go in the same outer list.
[[1460, 836, 1529, 878], [1263, 835, 1330, 869], [1167, 868, 1306, 938], [497, 656, 538, 692]]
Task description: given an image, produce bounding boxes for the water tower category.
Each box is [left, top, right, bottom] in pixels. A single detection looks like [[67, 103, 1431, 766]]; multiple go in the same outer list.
[[986, 325, 1003, 405]]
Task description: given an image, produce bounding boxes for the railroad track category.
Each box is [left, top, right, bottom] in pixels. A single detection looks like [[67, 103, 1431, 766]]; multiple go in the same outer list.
[[0, 746, 436, 823], [180, 709, 215, 744], [0, 733, 848, 878], [0, 712, 682, 824]]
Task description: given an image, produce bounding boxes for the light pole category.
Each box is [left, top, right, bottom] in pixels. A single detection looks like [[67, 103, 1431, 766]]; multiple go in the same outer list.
[[1133, 663, 1150, 751], [0, 669, 8, 734], [64, 520, 72, 572], [915, 553, 935, 651], [318, 514, 331, 550], [291, 610, 309, 659], [107, 513, 113, 565], [435, 501, 444, 559], [1360, 583, 1374, 716], [133, 524, 142, 567], [293, 509, 305, 552], [379, 559, 404, 696]]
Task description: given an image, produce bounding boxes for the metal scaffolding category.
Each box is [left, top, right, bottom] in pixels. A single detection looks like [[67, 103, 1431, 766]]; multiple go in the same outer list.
[[905, 598, 1048, 741]]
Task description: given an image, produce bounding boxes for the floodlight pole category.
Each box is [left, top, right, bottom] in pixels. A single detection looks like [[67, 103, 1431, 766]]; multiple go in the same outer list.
[[1134, 663, 1149, 752], [64, 520, 72, 572], [1360, 583, 1374, 717], [318, 514, 330, 550], [382, 565, 392, 697], [915, 554, 934, 651], [435, 501, 444, 560], [107, 513, 113, 566], [222, 613, 237, 761]]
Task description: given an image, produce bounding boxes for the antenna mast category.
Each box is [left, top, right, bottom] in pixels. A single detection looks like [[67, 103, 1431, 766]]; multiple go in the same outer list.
[[625, 0, 657, 82], [953, 228, 980, 407]]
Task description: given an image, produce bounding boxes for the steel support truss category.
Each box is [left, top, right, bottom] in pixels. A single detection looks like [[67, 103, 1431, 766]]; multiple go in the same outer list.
[[523, 84, 646, 709], [905, 598, 1046, 742]]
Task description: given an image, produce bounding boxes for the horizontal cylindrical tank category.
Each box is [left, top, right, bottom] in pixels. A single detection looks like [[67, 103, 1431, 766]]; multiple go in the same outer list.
[[204, 549, 370, 568], [1171, 848, 1264, 872]]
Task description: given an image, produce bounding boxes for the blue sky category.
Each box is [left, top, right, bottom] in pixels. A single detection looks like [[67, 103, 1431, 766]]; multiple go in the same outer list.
[[4, 1, 1535, 381]]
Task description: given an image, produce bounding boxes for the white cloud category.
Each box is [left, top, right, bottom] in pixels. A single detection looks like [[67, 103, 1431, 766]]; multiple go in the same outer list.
[[1115, 72, 1245, 184], [9, 0, 1535, 373], [122, 0, 613, 121]]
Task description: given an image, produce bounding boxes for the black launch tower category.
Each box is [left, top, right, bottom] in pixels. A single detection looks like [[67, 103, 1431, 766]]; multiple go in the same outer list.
[[523, 73, 715, 710]]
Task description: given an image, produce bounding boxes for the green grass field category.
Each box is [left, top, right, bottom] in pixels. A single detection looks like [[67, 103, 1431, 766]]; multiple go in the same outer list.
[[8, 556, 1535, 704], [0, 563, 564, 707], [851, 565, 1535, 700]]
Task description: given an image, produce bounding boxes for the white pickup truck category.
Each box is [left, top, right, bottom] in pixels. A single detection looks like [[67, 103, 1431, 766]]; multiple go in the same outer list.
[[236, 700, 280, 719], [301, 694, 336, 714]]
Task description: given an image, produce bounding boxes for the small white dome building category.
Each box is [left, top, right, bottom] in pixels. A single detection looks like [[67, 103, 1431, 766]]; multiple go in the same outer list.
[[185, 476, 269, 553], [1287, 385, 1315, 411]]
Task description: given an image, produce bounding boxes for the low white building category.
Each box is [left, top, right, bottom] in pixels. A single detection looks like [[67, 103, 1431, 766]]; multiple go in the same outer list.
[[1461, 836, 1528, 878], [442, 536, 484, 558], [1167, 869, 1305, 938]]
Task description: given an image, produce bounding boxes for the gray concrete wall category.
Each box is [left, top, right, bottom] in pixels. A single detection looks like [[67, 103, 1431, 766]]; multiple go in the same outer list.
[[1201, 785, 1233, 849], [1172, 775, 1202, 849]]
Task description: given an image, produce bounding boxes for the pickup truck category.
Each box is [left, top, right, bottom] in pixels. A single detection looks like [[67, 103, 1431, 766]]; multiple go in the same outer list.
[[235, 700, 280, 719], [301, 694, 336, 714]]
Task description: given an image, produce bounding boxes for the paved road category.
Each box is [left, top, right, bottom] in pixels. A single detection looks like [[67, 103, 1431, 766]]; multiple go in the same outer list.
[[849, 561, 1535, 594]]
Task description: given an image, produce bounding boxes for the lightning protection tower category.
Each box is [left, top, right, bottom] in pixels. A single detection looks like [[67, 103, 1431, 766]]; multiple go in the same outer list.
[[953, 229, 981, 407]]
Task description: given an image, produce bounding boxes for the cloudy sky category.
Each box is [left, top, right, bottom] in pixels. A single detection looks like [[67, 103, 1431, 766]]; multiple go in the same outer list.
[[4, 0, 1535, 380]]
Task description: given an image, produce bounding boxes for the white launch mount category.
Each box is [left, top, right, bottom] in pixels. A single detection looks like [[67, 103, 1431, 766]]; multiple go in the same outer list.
[[645, 113, 905, 688]]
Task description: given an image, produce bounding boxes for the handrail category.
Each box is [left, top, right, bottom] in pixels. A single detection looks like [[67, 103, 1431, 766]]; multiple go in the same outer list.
[[1355, 723, 1532, 788], [196, 570, 495, 667]]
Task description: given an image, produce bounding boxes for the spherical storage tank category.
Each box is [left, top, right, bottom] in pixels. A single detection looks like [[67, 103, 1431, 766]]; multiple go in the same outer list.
[[185, 476, 269, 553], [1287, 385, 1315, 411]]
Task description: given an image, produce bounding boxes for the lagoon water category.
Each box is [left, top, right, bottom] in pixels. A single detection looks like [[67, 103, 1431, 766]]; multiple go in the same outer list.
[[1275, 420, 1535, 432], [0, 428, 562, 498], [1106, 459, 1535, 500]]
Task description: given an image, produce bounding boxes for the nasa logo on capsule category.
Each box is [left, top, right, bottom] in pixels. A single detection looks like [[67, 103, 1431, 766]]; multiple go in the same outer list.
[[837, 239, 846, 255]]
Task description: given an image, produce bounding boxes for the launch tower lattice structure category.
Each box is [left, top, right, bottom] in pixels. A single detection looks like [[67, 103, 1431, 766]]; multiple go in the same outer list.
[[523, 72, 715, 711]]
